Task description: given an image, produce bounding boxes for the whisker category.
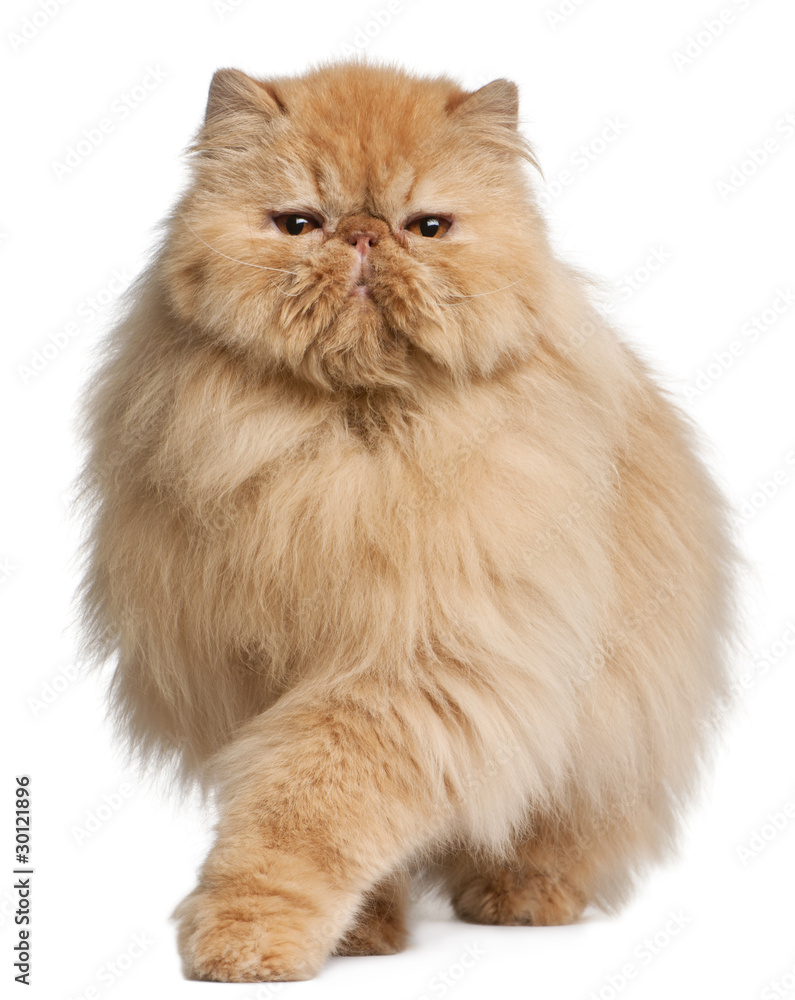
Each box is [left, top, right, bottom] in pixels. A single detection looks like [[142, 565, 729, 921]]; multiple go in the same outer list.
[[244, 203, 304, 299], [178, 211, 529, 305], [177, 213, 298, 276], [269, 278, 303, 298], [444, 272, 531, 301]]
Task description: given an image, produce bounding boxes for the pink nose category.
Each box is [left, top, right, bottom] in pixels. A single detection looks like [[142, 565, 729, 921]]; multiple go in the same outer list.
[[347, 231, 379, 255]]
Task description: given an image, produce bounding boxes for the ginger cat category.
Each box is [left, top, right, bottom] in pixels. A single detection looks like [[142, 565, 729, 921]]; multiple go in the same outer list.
[[78, 62, 735, 981]]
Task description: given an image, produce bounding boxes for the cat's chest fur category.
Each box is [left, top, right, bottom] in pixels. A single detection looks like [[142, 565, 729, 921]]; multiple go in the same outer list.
[[196, 382, 607, 598], [147, 361, 617, 674]]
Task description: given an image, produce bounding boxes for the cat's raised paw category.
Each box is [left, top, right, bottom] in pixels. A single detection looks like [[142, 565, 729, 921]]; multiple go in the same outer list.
[[174, 887, 322, 982]]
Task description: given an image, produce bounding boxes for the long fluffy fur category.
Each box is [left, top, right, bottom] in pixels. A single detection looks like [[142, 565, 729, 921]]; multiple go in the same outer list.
[[77, 60, 736, 981]]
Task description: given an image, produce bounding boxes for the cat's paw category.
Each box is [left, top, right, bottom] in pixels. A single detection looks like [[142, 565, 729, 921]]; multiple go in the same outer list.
[[174, 886, 323, 982], [452, 870, 586, 927], [333, 904, 408, 956]]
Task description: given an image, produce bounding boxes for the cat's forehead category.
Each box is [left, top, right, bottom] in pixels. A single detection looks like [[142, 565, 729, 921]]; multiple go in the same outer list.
[[285, 149, 447, 222], [272, 69, 460, 220]]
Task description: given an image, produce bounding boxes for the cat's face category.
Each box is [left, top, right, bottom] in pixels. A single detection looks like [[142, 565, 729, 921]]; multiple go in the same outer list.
[[165, 63, 546, 391]]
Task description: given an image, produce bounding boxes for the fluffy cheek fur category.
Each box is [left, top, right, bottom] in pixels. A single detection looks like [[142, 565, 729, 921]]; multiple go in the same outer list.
[[78, 62, 737, 984], [163, 136, 541, 390]]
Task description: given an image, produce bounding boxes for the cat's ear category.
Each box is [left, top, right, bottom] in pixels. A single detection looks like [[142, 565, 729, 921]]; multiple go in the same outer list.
[[204, 68, 285, 124], [447, 79, 539, 171], [193, 68, 285, 156], [447, 79, 519, 131]]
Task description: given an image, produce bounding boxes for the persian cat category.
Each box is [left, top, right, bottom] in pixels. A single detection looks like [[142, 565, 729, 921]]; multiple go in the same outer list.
[[77, 61, 735, 982]]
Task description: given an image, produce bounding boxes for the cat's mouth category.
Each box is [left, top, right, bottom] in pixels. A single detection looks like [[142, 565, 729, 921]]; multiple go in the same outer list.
[[349, 257, 373, 299]]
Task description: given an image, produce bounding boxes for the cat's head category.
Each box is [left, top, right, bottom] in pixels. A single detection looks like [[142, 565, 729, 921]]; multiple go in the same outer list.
[[164, 62, 550, 392]]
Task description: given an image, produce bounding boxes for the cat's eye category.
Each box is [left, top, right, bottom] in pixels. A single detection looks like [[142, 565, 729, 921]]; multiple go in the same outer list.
[[405, 216, 452, 239], [272, 213, 322, 236]]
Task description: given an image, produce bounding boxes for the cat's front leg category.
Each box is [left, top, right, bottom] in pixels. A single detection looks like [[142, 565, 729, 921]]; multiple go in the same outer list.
[[174, 683, 446, 982]]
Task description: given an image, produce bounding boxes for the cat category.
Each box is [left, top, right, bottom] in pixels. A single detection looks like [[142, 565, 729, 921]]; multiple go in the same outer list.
[[76, 61, 737, 982]]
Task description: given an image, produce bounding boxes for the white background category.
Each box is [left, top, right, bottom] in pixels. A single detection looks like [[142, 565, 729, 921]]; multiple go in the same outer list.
[[2, 0, 794, 998]]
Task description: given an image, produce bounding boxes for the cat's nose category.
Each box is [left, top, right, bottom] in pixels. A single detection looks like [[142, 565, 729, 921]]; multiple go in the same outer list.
[[346, 230, 380, 255], [337, 215, 389, 257]]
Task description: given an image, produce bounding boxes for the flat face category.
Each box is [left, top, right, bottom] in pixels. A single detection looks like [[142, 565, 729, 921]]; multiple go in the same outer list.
[[166, 63, 542, 390]]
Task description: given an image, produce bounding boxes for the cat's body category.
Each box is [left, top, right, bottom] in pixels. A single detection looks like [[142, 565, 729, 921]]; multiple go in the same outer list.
[[78, 62, 735, 981]]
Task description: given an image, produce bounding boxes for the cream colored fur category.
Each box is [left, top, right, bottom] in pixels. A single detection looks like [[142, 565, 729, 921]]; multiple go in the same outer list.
[[77, 61, 736, 982]]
